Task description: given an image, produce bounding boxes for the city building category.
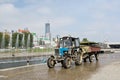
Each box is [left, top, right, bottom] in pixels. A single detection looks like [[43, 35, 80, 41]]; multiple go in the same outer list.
[[33, 23, 53, 48], [105, 42, 120, 48], [100, 42, 120, 49], [45, 23, 51, 40]]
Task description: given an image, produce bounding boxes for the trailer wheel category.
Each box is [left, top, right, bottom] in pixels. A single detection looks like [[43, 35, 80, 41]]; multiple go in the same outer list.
[[95, 53, 99, 61], [47, 57, 55, 68], [89, 55, 94, 62], [83, 58, 87, 62], [75, 53, 82, 65], [63, 57, 71, 69]]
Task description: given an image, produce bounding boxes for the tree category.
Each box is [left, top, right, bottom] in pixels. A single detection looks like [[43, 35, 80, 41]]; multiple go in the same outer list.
[[39, 40, 45, 45], [0, 31, 33, 49], [12, 32, 33, 48], [0, 32, 2, 48], [12, 32, 18, 48], [24, 32, 33, 48], [0, 32, 10, 48], [82, 38, 89, 42], [5, 33, 10, 48]]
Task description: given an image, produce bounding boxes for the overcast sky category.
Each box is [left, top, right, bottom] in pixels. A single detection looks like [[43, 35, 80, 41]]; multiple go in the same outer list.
[[0, 0, 120, 42]]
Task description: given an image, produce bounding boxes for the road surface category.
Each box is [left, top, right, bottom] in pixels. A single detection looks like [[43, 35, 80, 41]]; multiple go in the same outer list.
[[0, 52, 120, 80]]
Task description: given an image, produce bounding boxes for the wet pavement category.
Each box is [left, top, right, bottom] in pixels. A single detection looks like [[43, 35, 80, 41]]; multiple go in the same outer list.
[[0, 52, 120, 80], [88, 62, 120, 80], [0, 56, 48, 69], [0, 52, 53, 69]]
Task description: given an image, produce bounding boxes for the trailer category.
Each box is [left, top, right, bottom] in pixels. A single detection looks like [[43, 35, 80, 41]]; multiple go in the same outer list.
[[80, 41, 101, 62]]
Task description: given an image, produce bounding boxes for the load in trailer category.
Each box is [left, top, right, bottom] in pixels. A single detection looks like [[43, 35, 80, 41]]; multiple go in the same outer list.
[[47, 36, 82, 69]]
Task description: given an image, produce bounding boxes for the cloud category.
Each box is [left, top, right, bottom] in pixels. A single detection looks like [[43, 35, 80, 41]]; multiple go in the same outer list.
[[0, 3, 20, 26], [0, 2, 76, 35], [0, 0, 16, 4], [0, 3, 18, 14], [51, 17, 76, 28], [0, 0, 120, 42], [37, 7, 52, 15]]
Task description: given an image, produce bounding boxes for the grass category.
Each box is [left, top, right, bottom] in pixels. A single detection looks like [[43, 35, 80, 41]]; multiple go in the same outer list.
[[0, 48, 54, 54], [28, 48, 54, 53]]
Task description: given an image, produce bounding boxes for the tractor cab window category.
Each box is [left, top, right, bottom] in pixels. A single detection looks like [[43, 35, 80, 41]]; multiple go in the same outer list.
[[59, 39, 71, 48], [75, 39, 80, 47], [64, 39, 71, 47]]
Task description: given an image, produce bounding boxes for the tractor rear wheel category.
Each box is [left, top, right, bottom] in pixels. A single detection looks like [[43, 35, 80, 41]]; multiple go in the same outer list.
[[47, 57, 55, 68], [63, 57, 71, 69], [75, 53, 82, 65]]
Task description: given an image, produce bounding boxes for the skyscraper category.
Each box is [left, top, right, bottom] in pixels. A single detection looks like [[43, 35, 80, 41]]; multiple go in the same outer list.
[[45, 23, 50, 34], [45, 23, 51, 40]]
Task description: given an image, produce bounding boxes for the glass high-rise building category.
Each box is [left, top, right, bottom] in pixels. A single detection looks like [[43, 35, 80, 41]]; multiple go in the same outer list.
[[45, 23, 51, 40], [45, 23, 50, 34]]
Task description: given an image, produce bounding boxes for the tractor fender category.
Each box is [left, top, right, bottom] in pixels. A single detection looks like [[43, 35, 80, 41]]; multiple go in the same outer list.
[[50, 55, 55, 58], [66, 54, 72, 58]]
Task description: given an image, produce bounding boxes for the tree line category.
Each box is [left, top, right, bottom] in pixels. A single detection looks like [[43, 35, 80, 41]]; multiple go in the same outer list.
[[0, 32, 33, 49]]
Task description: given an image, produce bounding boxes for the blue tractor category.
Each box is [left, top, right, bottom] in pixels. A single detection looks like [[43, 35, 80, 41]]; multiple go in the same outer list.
[[47, 36, 82, 69]]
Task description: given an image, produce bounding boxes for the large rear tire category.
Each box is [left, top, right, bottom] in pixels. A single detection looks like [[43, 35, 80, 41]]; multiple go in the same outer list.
[[63, 57, 71, 69], [75, 53, 82, 65], [47, 57, 55, 68]]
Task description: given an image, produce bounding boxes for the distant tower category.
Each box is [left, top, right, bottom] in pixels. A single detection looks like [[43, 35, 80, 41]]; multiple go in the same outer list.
[[45, 23, 51, 40]]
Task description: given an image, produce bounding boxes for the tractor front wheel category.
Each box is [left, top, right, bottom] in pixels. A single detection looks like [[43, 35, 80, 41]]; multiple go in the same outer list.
[[47, 57, 55, 68]]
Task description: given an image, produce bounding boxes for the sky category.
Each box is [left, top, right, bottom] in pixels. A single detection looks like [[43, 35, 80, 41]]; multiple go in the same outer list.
[[0, 0, 120, 42]]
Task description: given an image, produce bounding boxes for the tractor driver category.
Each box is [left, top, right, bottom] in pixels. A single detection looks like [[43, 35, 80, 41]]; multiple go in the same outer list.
[[64, 39, 71, 47]]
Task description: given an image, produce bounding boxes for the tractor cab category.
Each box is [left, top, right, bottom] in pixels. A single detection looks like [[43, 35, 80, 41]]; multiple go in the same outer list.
[[59, 36, 80, 48], [55, 36, 80, 56]]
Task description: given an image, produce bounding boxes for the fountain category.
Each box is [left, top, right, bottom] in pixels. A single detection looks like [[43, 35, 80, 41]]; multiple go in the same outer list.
[[1, 32, 5, 49], [9, 33, 12, 55], [9, 32, 14, 56], [26, 34, 31, 65], [15, 34, 19, 49], [9, 33, 12, 48], [27, 34, 30, 49], [22, 34, 25, 48], [0, 33, 49, 69]]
